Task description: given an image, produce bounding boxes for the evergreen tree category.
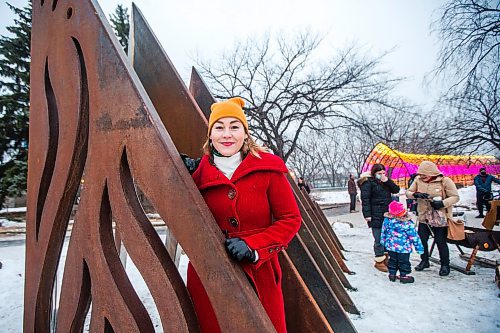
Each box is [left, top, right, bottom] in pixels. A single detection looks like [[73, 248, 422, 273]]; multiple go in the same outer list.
[[0, 1, 31, 207], [109, 4, 130, 53]]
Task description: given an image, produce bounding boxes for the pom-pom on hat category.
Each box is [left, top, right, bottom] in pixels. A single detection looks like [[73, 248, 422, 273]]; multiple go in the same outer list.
[[208, 97, 248, 135], [388, 201, 407, 217]]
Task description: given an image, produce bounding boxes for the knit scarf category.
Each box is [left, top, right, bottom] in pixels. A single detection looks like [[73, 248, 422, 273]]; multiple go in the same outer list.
[[213, 152, 242, 180]]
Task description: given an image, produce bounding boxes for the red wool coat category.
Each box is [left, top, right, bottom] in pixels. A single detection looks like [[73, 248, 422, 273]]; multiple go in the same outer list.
[[187, 152, 301, 333]]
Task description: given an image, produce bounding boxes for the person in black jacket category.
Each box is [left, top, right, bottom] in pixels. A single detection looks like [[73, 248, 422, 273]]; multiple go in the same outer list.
[[473, 167, 500, 218], [298, 177, 311, 194], [358, 164, 400, 272]]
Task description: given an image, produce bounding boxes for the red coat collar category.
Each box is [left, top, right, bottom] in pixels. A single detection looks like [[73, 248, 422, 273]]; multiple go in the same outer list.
[[192, 152, 288, 190]]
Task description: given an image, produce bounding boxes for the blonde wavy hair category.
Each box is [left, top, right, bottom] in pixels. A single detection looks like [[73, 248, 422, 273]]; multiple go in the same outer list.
[[202, 131, 267, 158]]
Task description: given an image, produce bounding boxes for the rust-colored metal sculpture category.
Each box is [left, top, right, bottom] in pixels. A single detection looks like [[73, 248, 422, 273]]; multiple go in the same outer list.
[[279, 252, 333, 333], [129, 4, 357, 331], [186, 73, 359, 329], [189, 68, 214, 120], [25, 1, 275, 332], [288, 179, 359, 313], [183, 40, 358, 333]]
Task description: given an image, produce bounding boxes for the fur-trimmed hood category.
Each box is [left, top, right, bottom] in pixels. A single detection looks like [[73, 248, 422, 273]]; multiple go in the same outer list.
[[357, 171, 372, 186]]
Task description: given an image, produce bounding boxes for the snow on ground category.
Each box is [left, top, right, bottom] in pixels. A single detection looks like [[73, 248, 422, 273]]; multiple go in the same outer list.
[[0, 185, 499, 332], [1, 215, 498, 333], [313, 189, 351, 205], [0, 207, 26, 214], [332, 212, 500, 333], [0, 243, 25, 333]]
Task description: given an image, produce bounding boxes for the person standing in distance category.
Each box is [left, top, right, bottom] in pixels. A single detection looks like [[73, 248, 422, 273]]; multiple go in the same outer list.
[[348, 174, 358, 213], [474, 167, 500, 218]]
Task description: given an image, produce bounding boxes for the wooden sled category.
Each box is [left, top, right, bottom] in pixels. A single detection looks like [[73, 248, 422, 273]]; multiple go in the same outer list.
[[429, 211, 500, 275]]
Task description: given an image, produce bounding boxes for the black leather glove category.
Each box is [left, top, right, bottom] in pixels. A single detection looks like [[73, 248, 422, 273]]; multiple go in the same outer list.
[[180, 154, 201, 174], [430, 200, 445, 210], [413, 192, 430, 199], [225, 238, 256, 262]]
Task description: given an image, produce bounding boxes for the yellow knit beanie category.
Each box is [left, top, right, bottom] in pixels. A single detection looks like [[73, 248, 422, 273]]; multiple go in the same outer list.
[[208, 97, 248, 135]]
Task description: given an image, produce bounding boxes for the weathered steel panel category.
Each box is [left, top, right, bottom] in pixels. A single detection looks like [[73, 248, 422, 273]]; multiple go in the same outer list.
[[25, 1, 275, 332], [279, 252, 334, 333]]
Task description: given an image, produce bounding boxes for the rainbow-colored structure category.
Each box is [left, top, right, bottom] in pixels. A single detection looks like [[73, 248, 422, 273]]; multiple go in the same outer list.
[[361, 143, 500, 188]]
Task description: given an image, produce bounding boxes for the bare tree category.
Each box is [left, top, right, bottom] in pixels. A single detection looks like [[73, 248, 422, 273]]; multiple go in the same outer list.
[[437, 71, 500, 154], [287, 137, 322, 184], [353, 102, 445, 155], [289, 103, 446, 187], [196, 31, 400, 162], [432, 0, 500, 90], [289, 128, 368, 186], [314, 131, 349, 187]]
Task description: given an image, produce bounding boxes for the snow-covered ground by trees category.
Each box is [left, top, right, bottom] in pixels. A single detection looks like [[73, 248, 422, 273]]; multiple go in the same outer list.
[[0, 185, 498, 332]]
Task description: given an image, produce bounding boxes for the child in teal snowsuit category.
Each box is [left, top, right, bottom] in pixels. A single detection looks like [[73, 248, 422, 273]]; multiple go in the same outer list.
[[381, 201, 424, 283]]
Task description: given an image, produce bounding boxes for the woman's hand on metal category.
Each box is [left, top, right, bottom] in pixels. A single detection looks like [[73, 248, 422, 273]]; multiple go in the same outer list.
[[225, 238, 257, 262], [180, 153, 201, 174]]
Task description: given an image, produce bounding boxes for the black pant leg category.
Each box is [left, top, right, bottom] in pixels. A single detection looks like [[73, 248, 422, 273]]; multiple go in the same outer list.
[[477, 193, 485, 215], [398, 253, 411, 276], [349, 193, 356, 211], [433, 226, 450, 266], [387, 251, 398, 275], [418, 223, 430, 261], [485, 197, 491, 214]]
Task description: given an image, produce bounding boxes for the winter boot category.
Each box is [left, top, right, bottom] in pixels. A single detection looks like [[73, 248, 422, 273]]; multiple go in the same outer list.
[[415, 260, 430, 271], [388, 274, 397, 282], [374, 256, 388, 272], [399, 275, 415, 284], [383, 253, 388, 267], [439, 265, 450, 276]]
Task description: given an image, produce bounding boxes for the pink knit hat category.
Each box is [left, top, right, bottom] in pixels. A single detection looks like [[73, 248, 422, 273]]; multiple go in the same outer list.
[[388, 201, 407, 217]]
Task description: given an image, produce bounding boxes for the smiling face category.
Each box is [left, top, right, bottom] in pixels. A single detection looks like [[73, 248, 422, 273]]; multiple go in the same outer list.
[[209, 117, 248, 156]]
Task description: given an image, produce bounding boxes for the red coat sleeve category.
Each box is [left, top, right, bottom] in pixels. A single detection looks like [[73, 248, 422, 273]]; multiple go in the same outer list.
[[240, 172, 302, 269]]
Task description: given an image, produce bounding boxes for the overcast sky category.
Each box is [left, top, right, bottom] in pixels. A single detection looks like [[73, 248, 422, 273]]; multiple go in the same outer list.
[[1, 0, 447, 106]]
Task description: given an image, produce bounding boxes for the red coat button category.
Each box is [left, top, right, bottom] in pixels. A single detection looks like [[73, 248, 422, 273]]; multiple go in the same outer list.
[[228, 189, 236, 200]]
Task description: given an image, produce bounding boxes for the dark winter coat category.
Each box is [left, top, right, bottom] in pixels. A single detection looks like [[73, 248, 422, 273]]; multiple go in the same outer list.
[[348, 178, 357, 194], [298, 181, 311, 194], [187, 152, 302, 333], [358, 172, 400, 228], [474, 174, 500, 194]]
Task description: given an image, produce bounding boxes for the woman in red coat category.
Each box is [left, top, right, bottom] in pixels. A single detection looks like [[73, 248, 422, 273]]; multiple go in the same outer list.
[[185, 97, 301, 333]]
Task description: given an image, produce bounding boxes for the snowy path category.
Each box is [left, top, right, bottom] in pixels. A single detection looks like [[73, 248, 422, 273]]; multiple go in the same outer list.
[[334, 213, 500, 333], [1, 184, 499, 332], [2, 218, 498, 333]]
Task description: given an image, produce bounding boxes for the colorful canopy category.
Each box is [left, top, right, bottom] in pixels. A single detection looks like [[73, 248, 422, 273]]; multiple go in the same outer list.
[[361, 143, 500, 188]]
